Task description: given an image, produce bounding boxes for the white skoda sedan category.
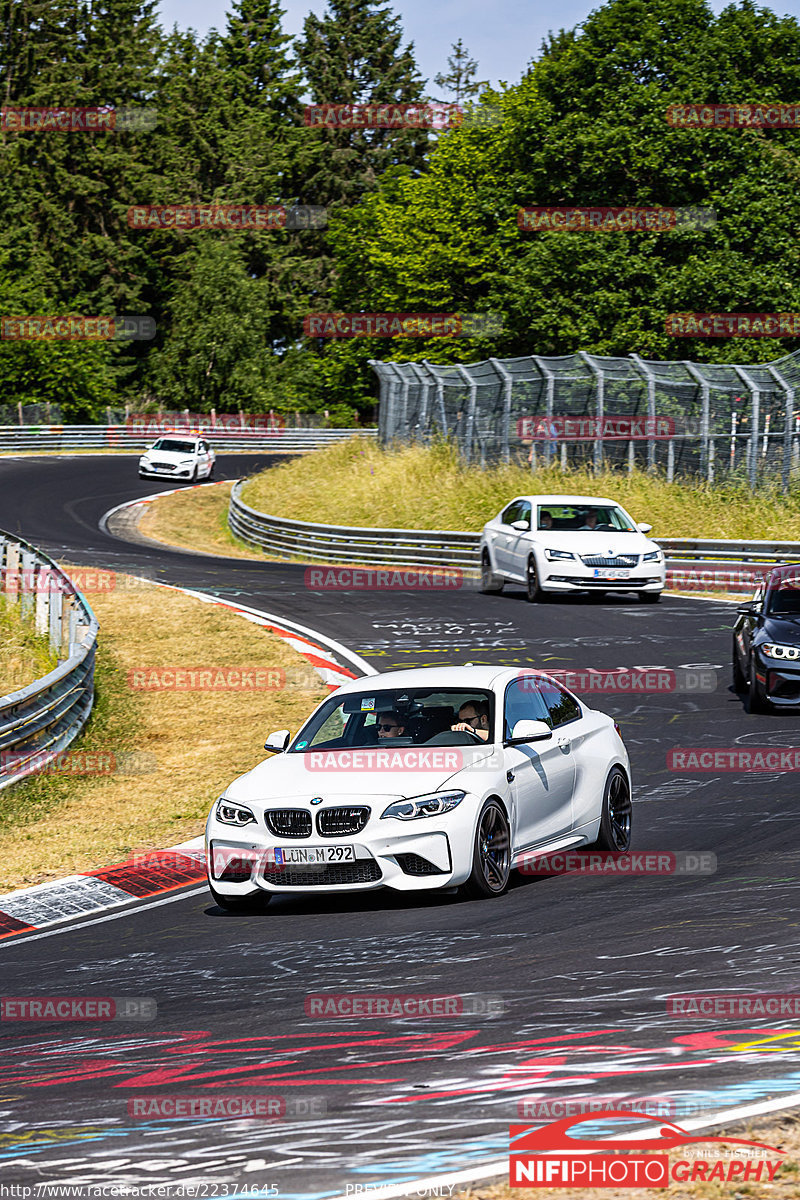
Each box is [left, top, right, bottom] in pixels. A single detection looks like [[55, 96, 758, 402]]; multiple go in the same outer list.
[[479, 494, 665, 602], [205, 666, 632, 909], [138, 434, 216, 482]]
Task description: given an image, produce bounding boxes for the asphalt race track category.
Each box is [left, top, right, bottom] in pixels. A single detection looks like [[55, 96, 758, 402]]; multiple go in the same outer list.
[[1, 454, 799, 1197]]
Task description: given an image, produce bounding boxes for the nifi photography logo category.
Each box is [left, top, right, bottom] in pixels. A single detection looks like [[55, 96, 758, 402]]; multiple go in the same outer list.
[[509, 1112, 785, 1187]]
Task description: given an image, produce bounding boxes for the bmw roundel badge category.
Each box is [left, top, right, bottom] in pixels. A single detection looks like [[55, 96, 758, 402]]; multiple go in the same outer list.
[[310, 797, 323, 806]]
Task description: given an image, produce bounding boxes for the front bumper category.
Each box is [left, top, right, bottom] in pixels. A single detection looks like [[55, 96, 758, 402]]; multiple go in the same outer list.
[[756, 655, 800, 706], [139, 462, 195, 479], [542, 570, 664, 593], [205, 812, 476, 896]]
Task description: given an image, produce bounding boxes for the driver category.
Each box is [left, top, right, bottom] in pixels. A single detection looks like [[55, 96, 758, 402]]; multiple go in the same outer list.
[[451, 700, 491, 741], [375, 710, 406, 739], [579, 510, 599, 530]]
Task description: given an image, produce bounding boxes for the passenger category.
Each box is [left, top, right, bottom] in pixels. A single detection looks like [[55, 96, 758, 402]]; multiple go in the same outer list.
[[375, 710, 406, 739], [451, 700, 491, 741]]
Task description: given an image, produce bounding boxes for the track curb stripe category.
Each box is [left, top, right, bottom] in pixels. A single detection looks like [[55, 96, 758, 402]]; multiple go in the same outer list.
[[0, 585, 373, 939]]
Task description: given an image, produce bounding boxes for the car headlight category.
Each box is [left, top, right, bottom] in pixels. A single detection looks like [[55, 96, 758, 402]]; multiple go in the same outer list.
[[643, 550, 663, 562], [381, 791, 465, 820], [179, 459, 195, 467], [760, 642, 800, 661], [215, 798, 256, 826], [544, 549, 575, 561]]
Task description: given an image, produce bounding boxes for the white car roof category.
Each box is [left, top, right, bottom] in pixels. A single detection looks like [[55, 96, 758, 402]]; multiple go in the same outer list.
[[508, 494, 623, 506], [333, 665, 556, 694]]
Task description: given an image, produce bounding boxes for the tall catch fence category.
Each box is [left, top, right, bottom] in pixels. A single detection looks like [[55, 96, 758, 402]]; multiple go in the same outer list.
[[370, 349, 800, 488]]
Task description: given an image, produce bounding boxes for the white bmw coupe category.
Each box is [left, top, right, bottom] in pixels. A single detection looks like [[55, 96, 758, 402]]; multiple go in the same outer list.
[[205, 666, 632, 909], [479, 494, 665, 601]]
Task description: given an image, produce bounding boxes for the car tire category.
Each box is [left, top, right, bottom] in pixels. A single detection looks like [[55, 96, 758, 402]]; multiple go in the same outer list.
[[191, 465, 199, 483], [732, 638, 746, 692], [479, 549, 504, 593], [461, 799, 510, 899], [208, 463, 216, 479], [748, 662, 771, 713], [590, 767, 632, 852], [638, 591, 661, 603], [207, 881, 271, 912], [525, 555, 545, 603]]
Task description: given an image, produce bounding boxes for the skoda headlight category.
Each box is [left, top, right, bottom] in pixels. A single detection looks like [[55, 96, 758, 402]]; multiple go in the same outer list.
[[761, 642, 800, 661], [216, 798, 256, 826], [643, 550, 663, 563], [544, 549, 575, 561], [381, 790, 465, 820]]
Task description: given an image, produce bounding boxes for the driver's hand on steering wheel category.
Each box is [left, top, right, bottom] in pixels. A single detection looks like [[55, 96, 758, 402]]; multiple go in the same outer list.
[[451, 721, 489, 741]]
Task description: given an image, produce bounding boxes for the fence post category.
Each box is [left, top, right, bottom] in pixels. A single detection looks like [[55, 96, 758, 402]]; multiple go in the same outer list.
[[735, 367, 760, 489], [532, 357, 555, 466], [422, 361, 446, 442], [684, 361, 710, 480], [630, 355, 656, 473], [489, 358, 514, 464], [579, 352, 603, 472], [457, 366, 478, 465]]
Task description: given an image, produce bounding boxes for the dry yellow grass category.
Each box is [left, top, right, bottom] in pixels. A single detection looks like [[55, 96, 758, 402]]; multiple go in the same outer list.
[[0, 571, 327, 890], [239, 439, 800, 539], [137, 480, 273, 560], [0, 594, 56, 695], [458, 1114, 800, 1200]]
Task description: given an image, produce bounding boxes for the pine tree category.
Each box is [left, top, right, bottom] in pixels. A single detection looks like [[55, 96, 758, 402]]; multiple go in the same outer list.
[[434, 38, 488, 103]]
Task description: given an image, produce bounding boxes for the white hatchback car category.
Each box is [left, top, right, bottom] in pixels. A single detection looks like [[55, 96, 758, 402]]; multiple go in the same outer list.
[[205, 665, 632, 909], [480, 494, 665, 602], [138, 434, 216, 482]]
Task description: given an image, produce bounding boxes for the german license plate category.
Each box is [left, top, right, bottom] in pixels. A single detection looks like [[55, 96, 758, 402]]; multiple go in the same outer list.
[[593, 569, 630, 579], [274, 845, 355, 865]]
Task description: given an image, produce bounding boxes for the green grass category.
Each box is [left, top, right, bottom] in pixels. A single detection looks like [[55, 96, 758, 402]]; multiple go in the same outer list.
[[240, 437, 800, 539], [0, 596, 56, 696]]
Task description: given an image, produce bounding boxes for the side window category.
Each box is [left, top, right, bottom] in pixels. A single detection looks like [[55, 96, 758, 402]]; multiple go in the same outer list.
[[502, 501, 521, 526], [517, 501, 532, 529], [503, 678, 550, 739], [535, 678, 582, 728], [200, 440, 209, 452]]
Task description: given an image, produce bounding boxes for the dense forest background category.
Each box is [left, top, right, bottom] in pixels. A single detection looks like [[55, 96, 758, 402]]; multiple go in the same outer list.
[[2, 0, 800, 422]]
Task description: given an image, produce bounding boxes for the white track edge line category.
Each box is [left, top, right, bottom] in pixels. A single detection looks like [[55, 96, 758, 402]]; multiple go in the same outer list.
[[0, 887, 210, 948], [323, 1093, 800, 1200]]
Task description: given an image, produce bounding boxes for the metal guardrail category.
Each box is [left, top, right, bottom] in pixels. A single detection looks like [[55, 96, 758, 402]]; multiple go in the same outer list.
[[0, 533, 98, 791], [0, 425, 376, 453], [228, 485, 800, 590]]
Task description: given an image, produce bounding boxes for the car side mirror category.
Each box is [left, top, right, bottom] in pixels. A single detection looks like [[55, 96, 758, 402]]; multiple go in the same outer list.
[[264, 729, 290, 752], [637, 522, 653, 534], [506, 719, 552, 744], [511, 520, 530, 532]]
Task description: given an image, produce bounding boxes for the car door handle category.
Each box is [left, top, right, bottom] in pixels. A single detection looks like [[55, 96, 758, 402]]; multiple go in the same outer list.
[[506, 769, 515, 782]]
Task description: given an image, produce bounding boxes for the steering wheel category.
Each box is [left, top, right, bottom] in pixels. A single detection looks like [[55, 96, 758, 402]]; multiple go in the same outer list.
[[424, 730, 485, 746]]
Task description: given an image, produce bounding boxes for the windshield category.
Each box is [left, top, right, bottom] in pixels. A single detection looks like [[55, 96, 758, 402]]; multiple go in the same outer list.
[[151, 438, 197, 454], [291, 688, 496, 751], [537, 504, 636, 532], [766, 573, 800, 615]]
